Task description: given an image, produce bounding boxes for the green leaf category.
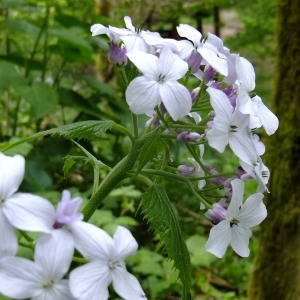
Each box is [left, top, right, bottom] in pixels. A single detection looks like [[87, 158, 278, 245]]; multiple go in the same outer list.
[[5, 19, 40, 38], [2, 120, 114, 153], [0, 137, 33, 156], [0, 61, 26, 92], [141, 185, 191, 299], [63, 155, 89, 178], [48, 27, 92, 51], [15, 82, 59, 120], [136, 127, 162, 175], [81, 75, 120, 99]]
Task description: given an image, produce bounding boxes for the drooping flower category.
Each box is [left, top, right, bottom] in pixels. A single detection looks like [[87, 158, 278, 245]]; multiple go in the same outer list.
[[0, 153, 56, 257], [69, 224, 146, 300], [126, 46, 192, 120], [205, 179, 267, 258], [0, 230, 75, 299], [177, 24, 228, 76], [206, 87, 258, 166], [235, 56, 279, 135]]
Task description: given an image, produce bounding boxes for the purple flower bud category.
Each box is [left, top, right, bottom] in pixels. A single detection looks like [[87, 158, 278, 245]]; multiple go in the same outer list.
[[203, 66, 217, 83], [177, 131, 201, 142], [223, 86, 237, 107], [178, 165, 196, 176], [145, 116, 160, 128], [205, 203, 227, 224], [210, 82, 222, 90], [108, 42, 128, 65], [206, 120, 214, 130], [204, 163, 226, 186], [190, 87, 200, 103], [185, 49, 202, 73], [53, 190, 83, 229]]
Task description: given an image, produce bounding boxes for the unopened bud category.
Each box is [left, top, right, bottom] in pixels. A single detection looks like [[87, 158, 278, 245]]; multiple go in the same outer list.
[[205, 203, 227, 224], [177, 131, 201, 142], [108, 42, 128, 65], [177, 165, 196, 176]]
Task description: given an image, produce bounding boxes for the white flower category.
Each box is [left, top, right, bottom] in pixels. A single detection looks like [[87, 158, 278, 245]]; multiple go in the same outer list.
[[205, 179, 267, 258], [0, 230, 75, 299], [0, 153, 56, 257], [176, 24, 228, 76], [206, 87, 258, 166], [69, 223, 146, 300], [236, 56, 279, 135], [126, 46, 192, 120]]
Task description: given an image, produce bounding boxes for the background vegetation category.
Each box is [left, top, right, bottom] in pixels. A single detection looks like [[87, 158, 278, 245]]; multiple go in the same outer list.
[[0, 0, 278, 299]]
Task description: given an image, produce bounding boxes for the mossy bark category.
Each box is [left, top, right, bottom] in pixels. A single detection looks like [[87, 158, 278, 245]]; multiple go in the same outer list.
[[247, 0, 300, 299]]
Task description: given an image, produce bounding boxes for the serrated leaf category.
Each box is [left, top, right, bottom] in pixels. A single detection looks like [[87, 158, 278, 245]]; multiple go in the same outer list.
[[135, 127, 162, 175], [15, 82, 59, 120], [141, 185, 191, 299], [2, 120, 115, 153], [63, 155, 89, 178]]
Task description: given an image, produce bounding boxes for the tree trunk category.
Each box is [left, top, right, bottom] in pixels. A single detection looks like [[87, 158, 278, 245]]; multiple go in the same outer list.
[[247, 0, 300, 299]]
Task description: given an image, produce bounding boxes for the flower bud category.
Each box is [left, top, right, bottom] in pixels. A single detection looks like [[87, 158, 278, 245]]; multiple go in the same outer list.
[[177, 131, 201, 142], [185, 49, 202, 73], [177, 165, 196, 176], [203, 66, 217, 83], [190, 87, 200, 103], [205, 203, 227, 224], [108, 42, 128, 65]]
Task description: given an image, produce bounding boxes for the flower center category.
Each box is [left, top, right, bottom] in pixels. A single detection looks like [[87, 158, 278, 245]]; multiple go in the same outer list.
[[157, 73, 165, 83], [43, 279, 54, 289], [0, 198, 5, 207], [230, 218, 239, 227], [108, 260, 123, 270]]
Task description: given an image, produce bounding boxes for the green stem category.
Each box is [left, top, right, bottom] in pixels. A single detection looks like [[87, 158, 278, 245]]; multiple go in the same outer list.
[[131, 113, 139, 139], [19, 230, 34, 242], [186, 180, 212, 209], [19, 242, 34, 249], [112, 123, 134, 141], [72, 256, 89, 264], [82, 139, 144, 221], [184, 68, 192, 86], [133, 174, 153, 186], [171, 124, 207, 130]]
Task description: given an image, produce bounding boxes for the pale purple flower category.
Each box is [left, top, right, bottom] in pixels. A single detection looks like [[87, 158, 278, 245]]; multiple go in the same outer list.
[[236, 56, 279, 135], [177, 24, 228, 76], [126, 46, 192, 120], [69, 224, 146, 300], [0, 153, 56, 257], [177, 131, 202, 142], [0, 230, 75, 299], [206, 87, 258, 166], [205, 179, 267, 258], [54, 190, 83, 229]]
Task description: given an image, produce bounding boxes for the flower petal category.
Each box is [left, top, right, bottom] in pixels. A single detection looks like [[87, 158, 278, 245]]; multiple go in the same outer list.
[[229, 130, 257, 165], [238, 193, 267, 227], [112, 226, 138, 261], [112, 264, 147, 300], [127, 51, 158, 78], [34, 230, 74, 280], [68, 221, 113, 261], [0, 153, 24, 200], [235, 56, 255, 91], [0, 210, 18, 257], [252, 96, 279, 135], [226, 179, 244, 218], [160, 81, 192, 120], [0, 257, 43, 299], [32, 280, 74, 300], [205, 220, 231, 258], [126, 76, 160, 115], [3, 193, 55, 233], [177, 24, 202, 48], [69, 261, 111, 300], [159, 47, 188, 81], [230, 225, 251, 257]]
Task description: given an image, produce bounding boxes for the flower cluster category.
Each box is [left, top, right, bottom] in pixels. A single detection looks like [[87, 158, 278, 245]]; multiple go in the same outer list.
[[0, 153, 145, 300], [92, 16, 278, 258]]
